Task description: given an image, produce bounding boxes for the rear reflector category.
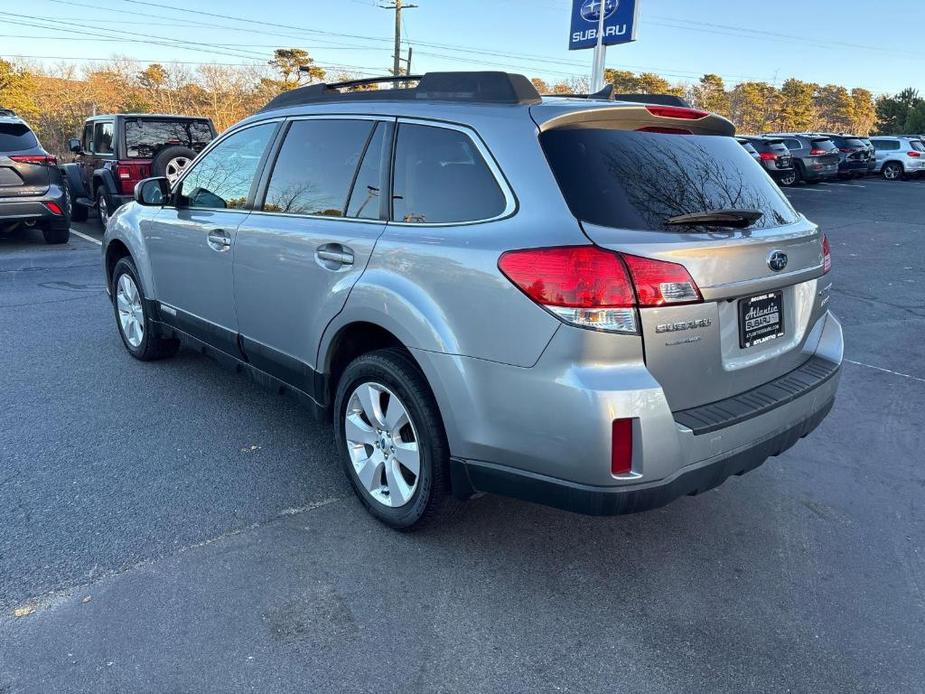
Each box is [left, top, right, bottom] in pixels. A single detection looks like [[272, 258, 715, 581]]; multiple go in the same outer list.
[[44, 202, 63, 215], [611, 418, 634, 476], [822, 234, 831, 274], [498, 246, 702, 333], [644, 105, 709, 120]]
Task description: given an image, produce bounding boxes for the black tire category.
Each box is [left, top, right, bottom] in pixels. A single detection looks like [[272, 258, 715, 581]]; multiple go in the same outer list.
[[111, 257, 179, 361], [42, 226, 70, 244], [71, 201, 88, 222], [151, 145, 197, 181], [333, 348, 456, 530], [96, 186, 113, 229], [794, 161, 806, 184], [882, 162, 903, 181], [777, 170, 797, 187]]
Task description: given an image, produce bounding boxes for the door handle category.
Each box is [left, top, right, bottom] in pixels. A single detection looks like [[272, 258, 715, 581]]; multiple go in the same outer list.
[[206, 229, 231, 252], [315, 245, 354, 267]]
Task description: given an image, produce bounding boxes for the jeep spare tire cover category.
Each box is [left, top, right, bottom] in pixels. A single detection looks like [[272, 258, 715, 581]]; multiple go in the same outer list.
[[151, 145, 197, 184]]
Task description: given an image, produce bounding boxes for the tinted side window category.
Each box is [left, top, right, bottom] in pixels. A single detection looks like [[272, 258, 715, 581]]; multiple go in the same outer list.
[[82, 123, 93, 152], [94, 122, 114, 155], [392, 124, 506, 224], [346, 123, 386, 219], [910, 140, 925, 152], [263, 119, 374, 217], [784, 139, 803, 151], [124, 119, 214, 158], [180, 123, 275, 210], [873, 140, 900, 151]]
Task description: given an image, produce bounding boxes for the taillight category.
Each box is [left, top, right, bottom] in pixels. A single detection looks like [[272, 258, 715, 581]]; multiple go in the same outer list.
[[822, 234, 832, 274], [644, 105, 709, 120], [497, 246, 702, 333], [10, 154, 57, 166], [907, 151, 921, 158], [611, 418, 634, 476], [759, 152, 777, 161], [116, 165, 132, 180], [809, 148, 827, 156], [44, 202, 63, 215]]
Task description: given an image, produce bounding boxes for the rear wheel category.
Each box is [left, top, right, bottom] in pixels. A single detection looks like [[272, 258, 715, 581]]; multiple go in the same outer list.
[[883, 162, 903, 181], [41, 226, 70, 244], [111, 257, 179, 361], [96, 187, 113, 228], [333, 348, 456, 530]]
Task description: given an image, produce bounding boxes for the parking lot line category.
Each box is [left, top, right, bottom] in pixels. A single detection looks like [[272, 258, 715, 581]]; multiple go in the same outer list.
[[785, 187, 830, 193], [824, 182, 866, 188], [70, 228, 102, 246], [845, 359, 925, 385]]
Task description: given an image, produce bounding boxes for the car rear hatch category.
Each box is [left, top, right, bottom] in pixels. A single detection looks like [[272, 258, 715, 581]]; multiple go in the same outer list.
[[534, 103, 829, 411], [764, 139, 792, 168], [809, 137, 840, 166], [0, 123, 51, 198]]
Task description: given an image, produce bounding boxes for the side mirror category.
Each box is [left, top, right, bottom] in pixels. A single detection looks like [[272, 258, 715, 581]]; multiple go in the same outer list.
[[134, 177, 169, 206], [68, 138, 82, 154]]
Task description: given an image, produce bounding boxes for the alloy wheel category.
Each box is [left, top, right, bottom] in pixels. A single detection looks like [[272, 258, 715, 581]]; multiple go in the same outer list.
[[98, 192, 109, 225], [164, 157, 191, 185], [344, 382, 420, 508], [116, 273, 144, 348]]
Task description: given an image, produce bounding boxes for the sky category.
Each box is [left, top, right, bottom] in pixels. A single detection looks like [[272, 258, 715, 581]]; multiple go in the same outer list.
[[1, 0, 923, 95]]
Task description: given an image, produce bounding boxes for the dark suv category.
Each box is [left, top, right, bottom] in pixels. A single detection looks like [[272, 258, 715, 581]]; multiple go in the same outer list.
[[768, 134, 839, 184], [743, 136, 795, 186], [62, 114, 216, 227], [0, 108, 71, 244], [824, 134, 870, 179]]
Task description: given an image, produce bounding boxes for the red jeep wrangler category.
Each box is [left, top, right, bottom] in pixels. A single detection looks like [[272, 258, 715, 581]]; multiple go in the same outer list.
[[62, 114, 216, 226]]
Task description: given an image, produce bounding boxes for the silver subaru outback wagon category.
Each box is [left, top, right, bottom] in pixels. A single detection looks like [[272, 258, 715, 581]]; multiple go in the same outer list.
[[102, 72, 842, 529]]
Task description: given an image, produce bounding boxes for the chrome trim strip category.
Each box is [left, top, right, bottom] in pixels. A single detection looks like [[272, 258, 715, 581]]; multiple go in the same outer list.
[[701, 263, 825, 291]]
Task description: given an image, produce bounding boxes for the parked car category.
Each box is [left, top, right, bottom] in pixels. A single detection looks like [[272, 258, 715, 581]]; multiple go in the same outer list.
[[0, 108, 71, 244], [737, 137, 761, 162], [743, 136, 796, 186], [102, 72, 842, 529], [767, 133, 840, 184], [821, 134, 870, 179], [62, 114, 216, 227], [857, 137, 877, 174], [869, 136, 925, 180]]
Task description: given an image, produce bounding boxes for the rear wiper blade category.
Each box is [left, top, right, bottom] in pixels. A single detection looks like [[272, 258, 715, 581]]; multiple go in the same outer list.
[[666, 209, 764, 228]]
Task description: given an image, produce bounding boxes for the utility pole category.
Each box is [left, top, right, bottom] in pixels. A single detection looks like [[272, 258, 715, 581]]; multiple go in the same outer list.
[[380, 0, 417, 76]]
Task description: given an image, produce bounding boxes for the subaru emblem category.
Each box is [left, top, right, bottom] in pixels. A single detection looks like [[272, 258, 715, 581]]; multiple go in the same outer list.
[[768, 250, 788, 272]]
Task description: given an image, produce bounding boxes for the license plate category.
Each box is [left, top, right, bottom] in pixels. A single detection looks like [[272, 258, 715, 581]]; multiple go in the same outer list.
[[739, 291, 784, 348]]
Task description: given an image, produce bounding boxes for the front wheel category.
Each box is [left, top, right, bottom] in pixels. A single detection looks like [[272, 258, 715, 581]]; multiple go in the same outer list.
[[777, 170, 797, 187], [96, 187, 113, 228], [333, 349, 456, 530], [111, 257, 179, 361]]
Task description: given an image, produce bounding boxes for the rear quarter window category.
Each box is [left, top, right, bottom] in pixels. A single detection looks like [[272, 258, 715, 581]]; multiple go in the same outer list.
[[0, 123, 38, 152], [540, 129, 800, 232]]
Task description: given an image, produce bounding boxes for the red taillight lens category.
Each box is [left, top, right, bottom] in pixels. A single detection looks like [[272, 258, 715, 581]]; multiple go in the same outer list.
[[45, 202, 63, 215], [498, 246, 635, 308], [644, 105, 709, 120], [10, 154, 57, 165], [822, 234, 832, 274], [907, 151, 921, 158], [620, 253, 702, 306], [498, 246, 702, 332], [116, 165, 132, 180], [759, 152, 777, 161], [611, 418, 634, 476], [810, 148, 827, 156]]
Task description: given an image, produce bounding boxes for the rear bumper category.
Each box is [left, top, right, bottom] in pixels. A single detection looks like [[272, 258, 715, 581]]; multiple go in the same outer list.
[[0, 184, 69, 227], [454, 395, 834, 515]]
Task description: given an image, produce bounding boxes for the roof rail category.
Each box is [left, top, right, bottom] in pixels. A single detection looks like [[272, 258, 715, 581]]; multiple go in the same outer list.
[[259, 71, 541, 112]]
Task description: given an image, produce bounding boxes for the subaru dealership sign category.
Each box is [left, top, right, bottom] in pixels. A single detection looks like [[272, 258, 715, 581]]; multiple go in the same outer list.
[[569, 0, 639, 50]]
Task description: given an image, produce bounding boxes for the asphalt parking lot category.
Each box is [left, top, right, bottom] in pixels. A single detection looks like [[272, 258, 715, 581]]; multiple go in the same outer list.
[[1, 176, 923, 693]]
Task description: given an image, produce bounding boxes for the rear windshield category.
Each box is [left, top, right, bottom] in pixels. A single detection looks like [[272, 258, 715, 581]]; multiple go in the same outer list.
[[811, 138, 838, 152], [0, 123, 38, 152], [123, 119, 213, 158], [837, 138, 865, 148], [540, 129, 800, 231]]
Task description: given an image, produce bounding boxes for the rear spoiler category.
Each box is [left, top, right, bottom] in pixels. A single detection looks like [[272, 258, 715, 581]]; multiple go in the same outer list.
[[535, 103, 736, 137]]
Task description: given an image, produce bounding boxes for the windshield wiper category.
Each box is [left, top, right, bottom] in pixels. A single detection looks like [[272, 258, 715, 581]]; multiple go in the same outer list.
[[666, 209, 764, 228]]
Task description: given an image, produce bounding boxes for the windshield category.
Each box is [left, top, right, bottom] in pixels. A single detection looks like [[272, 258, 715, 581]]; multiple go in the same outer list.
[[540, 128, 800, 232], [123, 119, 214, 158]]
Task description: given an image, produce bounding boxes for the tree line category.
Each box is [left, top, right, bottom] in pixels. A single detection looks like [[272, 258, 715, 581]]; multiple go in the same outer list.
[[2, 50, 923, 160]]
